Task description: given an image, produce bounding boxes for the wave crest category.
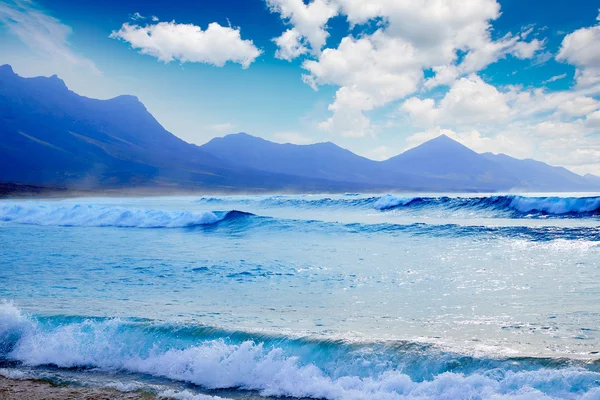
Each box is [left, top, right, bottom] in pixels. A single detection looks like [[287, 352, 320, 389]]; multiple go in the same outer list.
[[0, 203, 252, 228], [373, 195, 600, 216], [1, 303, 599, 400], [196, 194, 600, 216]]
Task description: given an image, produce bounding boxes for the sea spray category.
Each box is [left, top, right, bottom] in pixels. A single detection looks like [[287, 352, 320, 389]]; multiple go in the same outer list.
[[1, 303, 599, 400], [0, 203, 252, 228]]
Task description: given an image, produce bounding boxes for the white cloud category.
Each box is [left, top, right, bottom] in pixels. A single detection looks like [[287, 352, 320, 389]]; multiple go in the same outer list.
[[151, 16, 159, 22], [402, 75, 510, 128], [0, 0, 100, 75], [131, 12, 145, 21], [271, 0, 544, 137], [364, 145, 394, 161], [267, 0, 338, 59], [586, 110, 600, 129], [110, 21, 261, 68], [401, 97, 438, 127], [557, 11, 600, 87], [542, 73, 567, 84], [556, 96, 600, 117], [208, 123, 235, 133], [273, 29, 308, 60]]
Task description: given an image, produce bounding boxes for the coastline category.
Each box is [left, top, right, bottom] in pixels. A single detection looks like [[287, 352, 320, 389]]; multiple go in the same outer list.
[[0, 376, 158, 399]]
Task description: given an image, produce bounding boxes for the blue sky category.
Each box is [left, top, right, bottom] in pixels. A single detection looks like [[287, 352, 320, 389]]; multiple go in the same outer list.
[[1, 0, 599, 174]]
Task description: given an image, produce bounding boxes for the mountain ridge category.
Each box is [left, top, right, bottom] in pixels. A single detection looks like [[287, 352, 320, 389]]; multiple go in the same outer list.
[[1, 65, 598, 193]]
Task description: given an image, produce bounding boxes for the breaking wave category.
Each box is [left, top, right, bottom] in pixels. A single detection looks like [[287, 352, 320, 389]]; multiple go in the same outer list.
[[1, 302, 599, 400], [1, 201, 600, 242], [195, 194, 600, 217], [373, 194, 600, 216], [0, 203, 252, 228]]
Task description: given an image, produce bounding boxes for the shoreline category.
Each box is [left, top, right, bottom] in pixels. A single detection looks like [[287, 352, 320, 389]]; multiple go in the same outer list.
[[0, 376, 159, 399]]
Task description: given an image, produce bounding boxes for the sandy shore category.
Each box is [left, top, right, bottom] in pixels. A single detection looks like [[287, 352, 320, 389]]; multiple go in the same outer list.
[[0, 376, 158, 399]]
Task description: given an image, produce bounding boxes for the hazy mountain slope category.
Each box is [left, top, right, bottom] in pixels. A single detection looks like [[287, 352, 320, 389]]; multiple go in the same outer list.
[[482, 152, 594, 191], [583, 173, 600, 188], [381, 135, 519, 191], [201, 132, 389, 183], [1, 65, 597, 193], [0, 64, 375, 192]]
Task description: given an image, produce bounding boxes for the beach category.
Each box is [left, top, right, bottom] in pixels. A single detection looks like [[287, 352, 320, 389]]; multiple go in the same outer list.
[[0, 376, 157, 399]]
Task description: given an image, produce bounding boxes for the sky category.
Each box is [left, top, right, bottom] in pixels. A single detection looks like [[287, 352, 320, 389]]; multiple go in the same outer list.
[[0, 0, 599, 175]]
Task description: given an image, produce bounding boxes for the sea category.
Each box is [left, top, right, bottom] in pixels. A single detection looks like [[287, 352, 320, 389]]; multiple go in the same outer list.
[[1, 193, 599, 399]]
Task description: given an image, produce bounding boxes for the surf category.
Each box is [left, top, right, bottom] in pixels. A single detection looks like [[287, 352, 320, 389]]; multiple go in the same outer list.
[[194, 194, 600, 217], [1, 302, 599, 400], [0, 202, 252, 228]]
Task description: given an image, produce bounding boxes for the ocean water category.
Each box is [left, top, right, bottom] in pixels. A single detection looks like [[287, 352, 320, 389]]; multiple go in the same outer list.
[[1, 193, 600, 399]]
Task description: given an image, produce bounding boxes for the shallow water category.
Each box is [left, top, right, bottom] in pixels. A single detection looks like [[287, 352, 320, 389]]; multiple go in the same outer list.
[[1, 193, 600, 399]]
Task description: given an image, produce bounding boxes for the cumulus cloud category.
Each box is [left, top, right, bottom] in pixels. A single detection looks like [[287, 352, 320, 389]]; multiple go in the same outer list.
[[267, 0, 338, 58], [0, 0, 100, 74], [402, 75, 511, 128], [557, 11, 600, 87], [556, 96, 600, 117], [586, 110, 600, 129], [110, 20, 261, 68], [273, 29, 308, 60], [269, 0, 544, 137]]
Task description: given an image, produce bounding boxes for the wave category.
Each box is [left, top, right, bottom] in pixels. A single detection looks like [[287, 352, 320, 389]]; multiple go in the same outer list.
[[0, 203, 252, 228], [1, 302, 599, 400], [1, 202, 600, 242], [373, 194, 600, 216], [195, 194, 600, 217]]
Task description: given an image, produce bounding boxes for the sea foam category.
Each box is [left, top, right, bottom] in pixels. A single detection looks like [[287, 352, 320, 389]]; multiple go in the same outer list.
[[1, 303, 599, 400], [0, 203, 249, 228]]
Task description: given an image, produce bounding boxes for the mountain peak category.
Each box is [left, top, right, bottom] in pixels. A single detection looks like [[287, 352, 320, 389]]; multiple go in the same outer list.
[[410, 134, 472, 154], [427, 134, 463, 146], [108, 94, 142, 105], [0, 64, 15, 75]]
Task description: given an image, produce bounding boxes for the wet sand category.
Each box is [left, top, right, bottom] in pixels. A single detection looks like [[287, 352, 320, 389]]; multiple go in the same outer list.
[[0, 376, 158, 399]]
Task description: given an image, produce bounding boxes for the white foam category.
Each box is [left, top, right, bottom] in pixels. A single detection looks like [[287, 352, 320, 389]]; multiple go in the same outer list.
[[373, 195, 414, 211], [0, 368, 31, 380], [0, 203, 226, 228], [509, 196, 600, 215], [1, 305, 598, 400], [158, 389, 223, 400]]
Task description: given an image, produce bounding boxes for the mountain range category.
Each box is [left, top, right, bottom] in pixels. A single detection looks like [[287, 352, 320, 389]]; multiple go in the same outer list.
[[1, 64, 598, 193]]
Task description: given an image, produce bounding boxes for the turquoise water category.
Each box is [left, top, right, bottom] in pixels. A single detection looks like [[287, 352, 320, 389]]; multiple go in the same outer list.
[[1, 194, 600, 399]]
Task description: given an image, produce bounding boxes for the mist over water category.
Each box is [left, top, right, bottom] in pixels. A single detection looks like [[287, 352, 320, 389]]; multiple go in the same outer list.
[[1, 194, 600, 399]]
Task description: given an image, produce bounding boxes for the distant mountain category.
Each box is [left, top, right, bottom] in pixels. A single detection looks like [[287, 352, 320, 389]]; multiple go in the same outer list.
[[482, 152, 593, 192], [201, 132, 395, 183], [583, 173, 600, 187], [381, 135, 518, 191], [1, 65, 598, 193], [0, 64, 371, 192]]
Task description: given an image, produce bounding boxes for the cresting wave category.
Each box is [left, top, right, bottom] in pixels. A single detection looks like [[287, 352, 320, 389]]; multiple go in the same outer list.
[[195, 194, 600, 217], [373, 194, 600, 216], [1, 303, 599, 400], [1, 201, 600, 242], [0, 203, 252, 228]]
